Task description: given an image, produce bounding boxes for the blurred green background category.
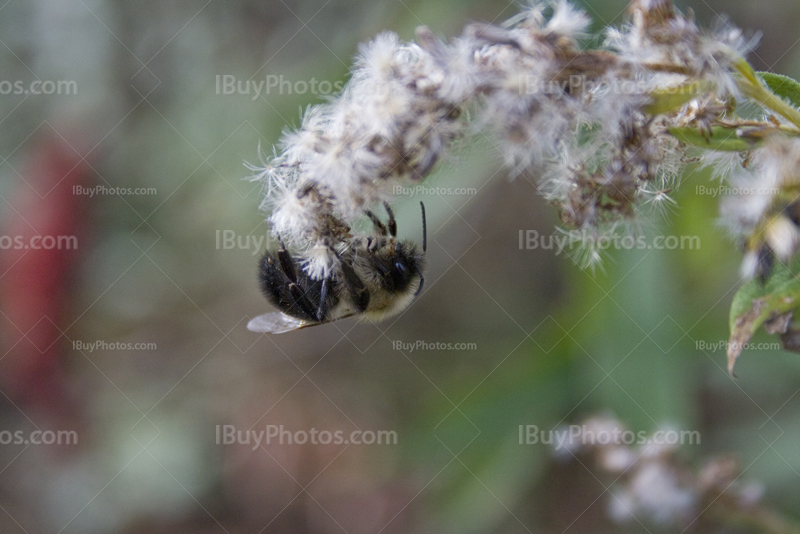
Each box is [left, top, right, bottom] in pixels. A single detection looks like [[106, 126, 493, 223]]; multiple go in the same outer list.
[[1, 0, 800, 533]]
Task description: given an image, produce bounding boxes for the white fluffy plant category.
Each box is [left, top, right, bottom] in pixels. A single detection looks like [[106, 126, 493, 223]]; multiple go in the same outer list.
[[250, 0, 800, 374], [558, 415, 798, 533]]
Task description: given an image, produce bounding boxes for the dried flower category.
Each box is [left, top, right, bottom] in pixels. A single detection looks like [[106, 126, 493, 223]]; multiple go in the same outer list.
[[557, 415, 785, 530], [249, 0, 790, 280]]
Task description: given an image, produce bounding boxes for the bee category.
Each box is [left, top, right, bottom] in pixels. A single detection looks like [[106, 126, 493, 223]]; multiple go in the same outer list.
[[248, 202, 426, 334], [740, 199, 800, 282]]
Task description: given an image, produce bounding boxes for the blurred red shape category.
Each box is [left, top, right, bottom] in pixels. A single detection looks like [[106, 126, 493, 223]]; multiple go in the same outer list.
[[0, 134, 91, 417]]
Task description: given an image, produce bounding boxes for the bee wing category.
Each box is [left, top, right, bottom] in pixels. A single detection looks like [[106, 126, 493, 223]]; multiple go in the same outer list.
[[247, 312, 318, 334]]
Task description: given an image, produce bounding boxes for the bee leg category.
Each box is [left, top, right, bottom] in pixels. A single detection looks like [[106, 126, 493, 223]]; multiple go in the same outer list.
[[415, 271, 425, 296], [341, 262, 370, 312], [362, 238, 390, 278], [288, 283, 319, 320], [273, 238, 326, 322], [316, 278, 330, 322], [259, 252, 319, 323], [366, 236, 381, 254], [276, 236, 299, 283], [420, 201, 427, 253], [383, 202, 397, 237], [364, 210, 387, 236], [329, 246, 370, 312]]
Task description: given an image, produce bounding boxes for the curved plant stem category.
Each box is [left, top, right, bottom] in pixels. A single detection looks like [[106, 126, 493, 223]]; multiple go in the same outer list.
[[735, 58, 800, 131]]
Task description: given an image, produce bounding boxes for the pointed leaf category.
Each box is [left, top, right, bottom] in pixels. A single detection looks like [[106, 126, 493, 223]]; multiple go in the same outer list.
[[757, 72, 800, 110], [644, 81, 713, 115], [669, 126, 754, 152], [729, 257, 800, 375]]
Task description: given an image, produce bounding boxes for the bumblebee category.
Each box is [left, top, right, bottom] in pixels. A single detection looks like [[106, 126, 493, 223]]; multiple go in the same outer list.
[[248, 203, 426, 333]]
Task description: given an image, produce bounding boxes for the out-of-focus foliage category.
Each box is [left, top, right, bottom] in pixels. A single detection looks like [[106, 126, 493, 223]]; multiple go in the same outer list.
[[0, 1, 799, 533]]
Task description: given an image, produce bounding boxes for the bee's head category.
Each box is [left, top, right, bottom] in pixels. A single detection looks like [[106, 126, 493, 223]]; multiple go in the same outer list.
[[386, 240, 425, 294], [361, 202, 426, 295]]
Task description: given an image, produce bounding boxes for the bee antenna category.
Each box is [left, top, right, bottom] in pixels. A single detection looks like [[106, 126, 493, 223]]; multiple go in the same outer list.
[[420, 202, 427, 253]]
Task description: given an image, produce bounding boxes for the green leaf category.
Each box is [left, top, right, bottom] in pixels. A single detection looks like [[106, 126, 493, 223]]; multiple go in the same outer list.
[[728, 256, 800, 375], [668, 126, 754, 152], [757, 72, 800, 109], [644, 81, 713, 115]]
